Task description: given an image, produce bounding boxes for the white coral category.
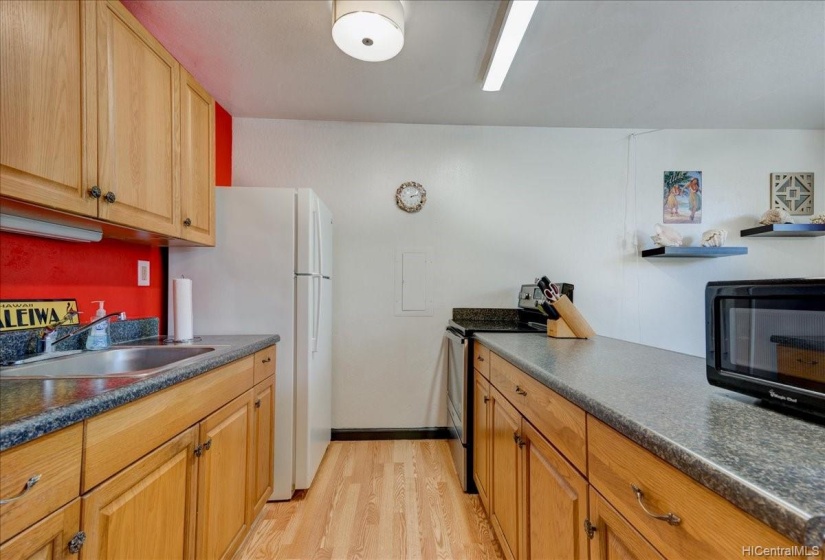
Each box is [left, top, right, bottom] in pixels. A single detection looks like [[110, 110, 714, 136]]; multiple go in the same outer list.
[[759, 209, 793, 225], [650, 224, 683, 247], [810, 213, 825, 225], [701, 229, 728, 247]]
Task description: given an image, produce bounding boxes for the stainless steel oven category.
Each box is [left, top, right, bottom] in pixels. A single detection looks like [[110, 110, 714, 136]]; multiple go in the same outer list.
[[444, 327, 470, 490]]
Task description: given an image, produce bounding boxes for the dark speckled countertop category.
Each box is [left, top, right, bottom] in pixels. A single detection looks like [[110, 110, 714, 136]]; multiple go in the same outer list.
[[474, 332, 825, 547], [0, 334, 279, 451]]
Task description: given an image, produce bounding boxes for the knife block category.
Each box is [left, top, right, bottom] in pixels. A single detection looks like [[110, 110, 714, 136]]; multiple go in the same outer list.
[[546, 295, 596, 339]]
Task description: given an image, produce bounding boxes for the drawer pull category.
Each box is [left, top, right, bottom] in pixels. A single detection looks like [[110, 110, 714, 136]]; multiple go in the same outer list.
[[477, 355, 485, 362], [0, 474, 41, 504], [631, 484, 681, 526], [261, 357, 272, 364], [515, 385, 527, 396], [797, 358, 818, 366]]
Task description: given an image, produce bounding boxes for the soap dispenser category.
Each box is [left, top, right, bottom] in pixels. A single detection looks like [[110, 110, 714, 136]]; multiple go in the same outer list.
[[86, 300, 110, 350]]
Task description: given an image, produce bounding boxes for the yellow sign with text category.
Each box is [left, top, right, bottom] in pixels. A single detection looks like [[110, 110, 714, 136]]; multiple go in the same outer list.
[[0, 300, 80, 332]]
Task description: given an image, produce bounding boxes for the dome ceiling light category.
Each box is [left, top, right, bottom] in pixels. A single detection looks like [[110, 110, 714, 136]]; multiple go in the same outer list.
[[332, 0, 405, 62]]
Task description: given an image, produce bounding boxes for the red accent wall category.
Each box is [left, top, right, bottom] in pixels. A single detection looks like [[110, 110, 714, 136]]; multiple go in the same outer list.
[[0, 232, 165, 328], [216, 102, 233, 186]]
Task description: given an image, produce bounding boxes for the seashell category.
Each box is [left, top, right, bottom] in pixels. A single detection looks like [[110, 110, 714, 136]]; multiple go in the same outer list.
[[759, 209, 793, 225], [700, 229, 728, 247], [810, 213, 825, 225], [650, 223, 683, 247]]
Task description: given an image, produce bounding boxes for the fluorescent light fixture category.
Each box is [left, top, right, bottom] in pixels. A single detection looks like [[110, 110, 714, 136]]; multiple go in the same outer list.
[[0, 213, 103, 242], [483, 0, 539, 92]]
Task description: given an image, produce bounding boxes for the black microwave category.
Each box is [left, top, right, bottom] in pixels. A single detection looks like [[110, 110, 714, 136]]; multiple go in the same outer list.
[[706, 279, 825, 420]]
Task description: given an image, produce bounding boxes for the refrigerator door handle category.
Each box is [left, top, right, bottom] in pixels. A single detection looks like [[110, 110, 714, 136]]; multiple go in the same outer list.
[[312, 275, 321, 353], [315, 198, 324, 277]]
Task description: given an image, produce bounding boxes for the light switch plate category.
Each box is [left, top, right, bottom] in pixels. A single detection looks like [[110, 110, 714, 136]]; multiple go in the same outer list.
[[137, 260, 150, 286]]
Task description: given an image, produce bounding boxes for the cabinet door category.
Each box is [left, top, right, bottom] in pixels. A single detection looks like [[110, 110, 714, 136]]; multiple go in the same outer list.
[[589, 488, 664, 560], [250, 376, 275, 521], [521, 421, 588, 560], [197, 390, 253, 560], [0, 499, 81, 560], [81, 427, 198, 560], [473, 369, 491, 513], [95, 0, 180, 236], [0, 0, 97, 216], [490, 387, 521, 560], [179, 66, 215, 245]]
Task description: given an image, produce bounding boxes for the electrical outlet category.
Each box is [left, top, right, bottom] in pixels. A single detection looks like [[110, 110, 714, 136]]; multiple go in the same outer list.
[[138, 260, 150, 286]]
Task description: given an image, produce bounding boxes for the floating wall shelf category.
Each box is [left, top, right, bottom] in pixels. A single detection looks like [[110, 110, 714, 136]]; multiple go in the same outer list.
[[641, 246, 748, 258], [740, 224, 825, 237]]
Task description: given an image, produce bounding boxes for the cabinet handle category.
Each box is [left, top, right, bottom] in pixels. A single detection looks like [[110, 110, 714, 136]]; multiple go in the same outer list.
[[67, 531, 87, 554], [477, 355, 485, 362], [104, 191, 116, 203], [797, 358, 819, 366], [631, 484, 681, 526], [483, 395, 490, 404], [255, 399, 262, 408], [515, 385, 527, 396], [0, 474, 41, 504], [261, 357, 272, 363], [183, 218, 192, 227], [88, 186, 101, 199], [203, 438, 212, 451], [584, 519, 597, 539], [194, 444, 203, 457], [512, 432, 525, 447]]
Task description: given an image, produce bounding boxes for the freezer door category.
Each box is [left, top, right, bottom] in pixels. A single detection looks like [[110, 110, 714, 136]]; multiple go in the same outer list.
[[294, 275, 332, 490]]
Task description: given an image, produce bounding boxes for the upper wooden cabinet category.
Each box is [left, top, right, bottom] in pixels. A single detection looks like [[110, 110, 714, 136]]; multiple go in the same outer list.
[[179, 66, 215, 245], [0, 0, 96, 217], [95, 0, 180, 236], [0, 0, 216, 245]]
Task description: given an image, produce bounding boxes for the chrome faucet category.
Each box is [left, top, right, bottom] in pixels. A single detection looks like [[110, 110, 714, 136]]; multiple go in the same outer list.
[[39, 312, 126, 354]]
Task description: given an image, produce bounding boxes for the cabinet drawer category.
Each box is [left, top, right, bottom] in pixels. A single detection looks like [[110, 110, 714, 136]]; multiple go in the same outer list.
[[474, 342, 491, 380], [253, 346, 276, 385], [490, 353, 586, 473], [587, 416, 811, 560], [0, 424, 82, 543], [84, 356, 254, 491]]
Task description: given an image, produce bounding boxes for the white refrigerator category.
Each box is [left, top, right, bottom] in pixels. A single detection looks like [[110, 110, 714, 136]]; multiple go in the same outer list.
[[169, 187, 333, 500]]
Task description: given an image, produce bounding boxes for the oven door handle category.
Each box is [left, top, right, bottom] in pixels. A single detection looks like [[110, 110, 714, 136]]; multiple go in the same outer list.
[[444, 329, 467, 345]]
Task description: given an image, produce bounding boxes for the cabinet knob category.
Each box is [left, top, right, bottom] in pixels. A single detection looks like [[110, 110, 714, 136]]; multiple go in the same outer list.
[[67, 531, 87, 554], [104, 191, 116, 203], [261, 357, 272, 364], [203, 438, 212, 451], [477, 355, 485, 362], [183, 218, 192, 227], [255, 399, 262, 408], [88, 186, 101, 199], [515, 385, 527, 396], [483, 395, 490, 404]]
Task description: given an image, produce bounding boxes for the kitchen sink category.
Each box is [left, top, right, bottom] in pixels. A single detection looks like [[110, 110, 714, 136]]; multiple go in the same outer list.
[[0, 346, 216, 379]]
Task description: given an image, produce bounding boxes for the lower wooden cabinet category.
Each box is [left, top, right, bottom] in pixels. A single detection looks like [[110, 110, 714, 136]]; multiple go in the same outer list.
[[250, 375, 275, 521], [196, 389, 254, 560], [81, 427, 198, 559], [521, 421, 588, 560], [589, 488, 664, 560], [473, 369, 491, 513], [0, 499, 82, 560], [490, 386, 522, 560]]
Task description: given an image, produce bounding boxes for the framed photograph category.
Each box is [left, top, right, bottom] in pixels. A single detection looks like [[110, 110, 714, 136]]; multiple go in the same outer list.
[[771, 173, 813, 216], [663, 171, 702, 224]]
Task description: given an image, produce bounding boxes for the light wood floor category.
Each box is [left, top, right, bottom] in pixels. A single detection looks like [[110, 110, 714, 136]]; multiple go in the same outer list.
[[236, 440, 503, 560]]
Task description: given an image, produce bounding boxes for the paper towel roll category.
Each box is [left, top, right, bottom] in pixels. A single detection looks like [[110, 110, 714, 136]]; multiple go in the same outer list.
[[172, 277, 194, 341]]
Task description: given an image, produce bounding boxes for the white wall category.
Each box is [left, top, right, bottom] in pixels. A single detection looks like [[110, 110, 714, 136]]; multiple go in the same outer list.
[[233, 120, 825, 429]]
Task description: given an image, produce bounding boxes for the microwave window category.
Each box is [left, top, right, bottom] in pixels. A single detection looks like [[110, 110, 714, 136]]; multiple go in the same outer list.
[[719, 298, 824, 394]]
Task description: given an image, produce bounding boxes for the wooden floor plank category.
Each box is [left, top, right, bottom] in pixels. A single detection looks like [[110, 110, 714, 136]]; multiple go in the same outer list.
[[236, 440, 502, 560]]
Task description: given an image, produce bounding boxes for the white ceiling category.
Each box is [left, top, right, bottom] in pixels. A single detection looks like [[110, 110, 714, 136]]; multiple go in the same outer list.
[[124, 0, 825, 129]]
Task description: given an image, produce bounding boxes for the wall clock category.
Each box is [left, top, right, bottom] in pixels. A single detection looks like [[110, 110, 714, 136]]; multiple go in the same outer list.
[[395, 181, 426, 213]]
